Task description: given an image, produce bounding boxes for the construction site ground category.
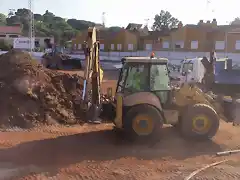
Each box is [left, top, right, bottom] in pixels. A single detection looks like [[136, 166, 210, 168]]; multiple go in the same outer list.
[[0, 70, 240, 180], [0, 50, 240, 180], [1, 121, 240, 180]]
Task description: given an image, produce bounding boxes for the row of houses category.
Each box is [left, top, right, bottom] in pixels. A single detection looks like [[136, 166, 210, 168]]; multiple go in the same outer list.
[[72, 19, 240, 53]]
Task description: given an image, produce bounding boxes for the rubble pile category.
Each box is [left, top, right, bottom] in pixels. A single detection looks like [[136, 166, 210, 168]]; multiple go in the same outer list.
[[42, 52, 71, 61], [0, 50, 83, 128], [42, 52, 82, 70]]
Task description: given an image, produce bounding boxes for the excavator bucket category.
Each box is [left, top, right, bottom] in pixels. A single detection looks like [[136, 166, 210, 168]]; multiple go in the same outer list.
[[222, 98, 240, 125]]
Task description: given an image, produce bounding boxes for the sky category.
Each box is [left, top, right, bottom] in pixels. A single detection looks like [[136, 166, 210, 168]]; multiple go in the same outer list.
[[0, 0, 240, 27]]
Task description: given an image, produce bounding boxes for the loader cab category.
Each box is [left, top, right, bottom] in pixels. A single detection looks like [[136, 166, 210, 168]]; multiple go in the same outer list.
[[116, 57, 171, 105]]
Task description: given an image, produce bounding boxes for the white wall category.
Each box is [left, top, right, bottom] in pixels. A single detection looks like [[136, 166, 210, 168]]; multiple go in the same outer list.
[[1, 50, 240, 65]]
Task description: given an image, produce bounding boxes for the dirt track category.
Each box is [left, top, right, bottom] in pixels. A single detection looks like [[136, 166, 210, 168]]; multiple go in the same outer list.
[[0, 122, 239, 180]]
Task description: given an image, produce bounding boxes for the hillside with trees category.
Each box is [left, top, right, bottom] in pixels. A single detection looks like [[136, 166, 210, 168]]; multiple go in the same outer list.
[[0, 9, 103, 44]]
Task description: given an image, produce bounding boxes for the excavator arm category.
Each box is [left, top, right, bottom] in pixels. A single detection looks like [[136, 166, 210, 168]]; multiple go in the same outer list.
[[81, 27, 104, 122]]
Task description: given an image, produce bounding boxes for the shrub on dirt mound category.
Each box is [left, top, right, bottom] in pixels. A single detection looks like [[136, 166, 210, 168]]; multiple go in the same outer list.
[[0, 50, 83, 128]]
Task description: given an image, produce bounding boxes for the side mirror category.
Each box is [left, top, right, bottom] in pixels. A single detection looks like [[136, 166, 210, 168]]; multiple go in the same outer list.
[[107, 87, 112, 97]]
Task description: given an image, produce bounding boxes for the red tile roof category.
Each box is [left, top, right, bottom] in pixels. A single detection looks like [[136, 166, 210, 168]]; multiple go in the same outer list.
[[0, 26, 21, 34]]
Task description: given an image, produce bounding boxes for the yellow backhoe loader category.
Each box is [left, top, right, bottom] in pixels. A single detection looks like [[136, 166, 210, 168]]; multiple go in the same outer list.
[[81, 27, 239, 141]]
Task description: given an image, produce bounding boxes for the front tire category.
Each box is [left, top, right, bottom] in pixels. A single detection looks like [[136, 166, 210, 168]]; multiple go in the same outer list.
[[181, 104, 219, 140], [124, 104, 163, 141]]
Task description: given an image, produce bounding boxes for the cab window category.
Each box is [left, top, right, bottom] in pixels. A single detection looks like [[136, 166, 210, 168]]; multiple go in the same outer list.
[[150, 64, 170, 104], [125, 63, 149, 92], [117, 64, 128, 93], [150, 64, 170, 91]]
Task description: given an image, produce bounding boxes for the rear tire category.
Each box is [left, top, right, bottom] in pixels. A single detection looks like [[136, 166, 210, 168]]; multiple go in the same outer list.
[[124, 104, 163, 141], [181, 104, 219, 140]]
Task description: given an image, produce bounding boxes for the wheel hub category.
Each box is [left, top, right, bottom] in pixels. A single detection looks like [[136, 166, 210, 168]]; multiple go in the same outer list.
[[132, 115, 154, 136], [192, 115, 210, 133], [139, 120, 148, 128], [195, 119, 205, 128]]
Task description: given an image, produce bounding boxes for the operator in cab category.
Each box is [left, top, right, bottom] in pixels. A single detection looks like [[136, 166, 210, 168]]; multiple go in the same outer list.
[[131, 52, 155, 91]]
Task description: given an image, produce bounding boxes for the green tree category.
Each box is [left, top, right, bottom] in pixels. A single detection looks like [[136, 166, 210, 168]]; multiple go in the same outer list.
[[34, 14, 43, 21], [108, 26, 122, 31], [230, 17, 240, 25], [152, 10, 180, 31], [0, 40, 11, 51], [67, 19, 95, 31], [0, 13, 6, 25]]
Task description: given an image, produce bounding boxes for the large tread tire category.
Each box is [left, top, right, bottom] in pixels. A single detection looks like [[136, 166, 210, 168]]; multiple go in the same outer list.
[[123, 104, 163, 141], [181, 104, 219, 141]]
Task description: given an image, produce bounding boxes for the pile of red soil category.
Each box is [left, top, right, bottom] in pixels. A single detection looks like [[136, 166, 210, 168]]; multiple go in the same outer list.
[[0, 50, 83, 128]]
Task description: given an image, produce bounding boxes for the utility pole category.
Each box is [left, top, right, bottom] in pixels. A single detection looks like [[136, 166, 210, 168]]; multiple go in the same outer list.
[[206, 0, 210, 21], [102, 12, 106, 27], [144, 18, 149, 28], [28, 0, 35, 52]]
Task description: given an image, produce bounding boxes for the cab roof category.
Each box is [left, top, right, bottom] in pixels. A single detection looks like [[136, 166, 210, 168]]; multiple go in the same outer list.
[[122, 57, 168, 63]]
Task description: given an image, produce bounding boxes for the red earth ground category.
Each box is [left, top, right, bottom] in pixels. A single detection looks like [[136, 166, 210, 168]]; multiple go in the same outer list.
[[0, 70, 240, 180], [0, 122, 240, 180]]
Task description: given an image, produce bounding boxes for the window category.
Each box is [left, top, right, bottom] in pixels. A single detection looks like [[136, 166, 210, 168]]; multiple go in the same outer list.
[[174, 41, 184, 48], [9, 34, 19, 38], [122, 63, 149, 92], [111, 44, 114, 50], [0, 35, 6, 37], [35, 41, 40, 47], [191, 41, 198, 49], [145, 44, 152, 50], [128, 44, 133, 50], [162, 41, 169, 48], [117, 63, 148, 93], [235, 40, 240, 50], [117, 64, 128, 93], [78, 44, 81, 49], [100, 44, 104, 50], [117, 44, 122, 50], [150, 64, 170, 91], [215, 41, 225, 50], [182, 63, 193, 73], [150, 64, 170, 104]]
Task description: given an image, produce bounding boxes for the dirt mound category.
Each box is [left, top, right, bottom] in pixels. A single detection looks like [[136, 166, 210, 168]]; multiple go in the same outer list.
[[0, 50, 83, 128]]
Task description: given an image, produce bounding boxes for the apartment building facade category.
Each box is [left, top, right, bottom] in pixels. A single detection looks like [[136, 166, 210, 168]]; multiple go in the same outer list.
[[163, 19, 240, 53], [72, 20, 240, 53], [72, 28, 138, 52]]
